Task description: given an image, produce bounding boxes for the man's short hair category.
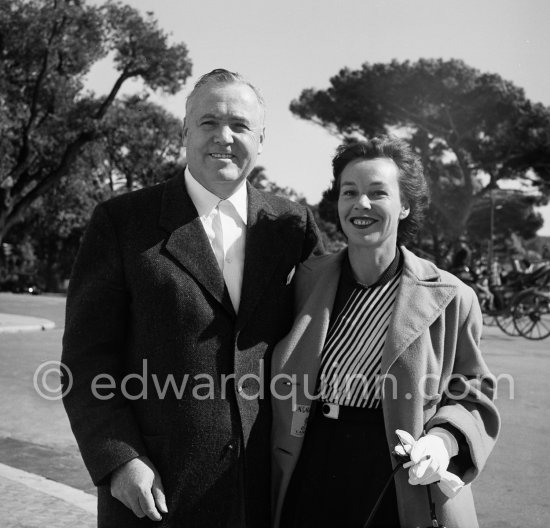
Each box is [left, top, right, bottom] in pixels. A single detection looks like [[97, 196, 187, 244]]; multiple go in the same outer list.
[[185, 68, 266, 117]]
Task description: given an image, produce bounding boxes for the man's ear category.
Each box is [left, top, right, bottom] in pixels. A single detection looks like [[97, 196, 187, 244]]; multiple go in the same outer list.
[[182, 119, 188, 147], [258, 127, 265, 154], [400, 205, 410, 220]]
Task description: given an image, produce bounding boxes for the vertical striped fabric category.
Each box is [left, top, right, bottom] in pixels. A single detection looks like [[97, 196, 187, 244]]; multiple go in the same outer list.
[[318, 270, 402, 408]]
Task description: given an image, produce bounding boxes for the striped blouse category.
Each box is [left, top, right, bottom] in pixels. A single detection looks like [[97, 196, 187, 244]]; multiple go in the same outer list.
[[318, 251, 403, 408]]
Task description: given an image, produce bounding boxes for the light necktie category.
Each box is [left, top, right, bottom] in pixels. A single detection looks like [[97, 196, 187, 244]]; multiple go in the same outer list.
[[218, 200, 243, 312], [211, 203, 225, 272]]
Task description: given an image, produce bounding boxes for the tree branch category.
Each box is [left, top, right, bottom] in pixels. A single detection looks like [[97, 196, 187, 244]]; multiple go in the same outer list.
[[12, 10, 66, 184], [94, 69, 132, 120], [443, 106, 463, 143], [11, 108, 56, 194], [2, 131, 96, 238], [447, 142, 474, 196]]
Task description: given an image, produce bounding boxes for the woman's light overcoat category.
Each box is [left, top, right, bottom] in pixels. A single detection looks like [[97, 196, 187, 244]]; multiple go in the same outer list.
[[271, 247, 500, 528]]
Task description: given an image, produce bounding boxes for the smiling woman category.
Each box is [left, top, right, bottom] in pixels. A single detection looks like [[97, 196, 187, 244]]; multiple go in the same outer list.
[[271, 135, 500, 528], [337, 157, 410, 284]]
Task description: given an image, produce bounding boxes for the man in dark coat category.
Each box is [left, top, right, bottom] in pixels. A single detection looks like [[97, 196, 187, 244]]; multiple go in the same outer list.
[[61, 69, 322, 528]]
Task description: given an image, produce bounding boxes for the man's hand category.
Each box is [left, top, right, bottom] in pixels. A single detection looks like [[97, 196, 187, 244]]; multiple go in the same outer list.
[[110, 456, 168, 521]]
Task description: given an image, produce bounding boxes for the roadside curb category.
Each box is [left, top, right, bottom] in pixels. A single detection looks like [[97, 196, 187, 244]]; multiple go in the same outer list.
[[0, 462, 96, 513], [0, 313, 55, 333]]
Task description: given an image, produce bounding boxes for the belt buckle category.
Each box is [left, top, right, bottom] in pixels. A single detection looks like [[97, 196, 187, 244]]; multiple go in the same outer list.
[[322, 402, 339, 419]]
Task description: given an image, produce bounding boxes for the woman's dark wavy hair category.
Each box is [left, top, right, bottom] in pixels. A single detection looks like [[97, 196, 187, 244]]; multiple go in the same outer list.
[[330, 135, 430, 246]]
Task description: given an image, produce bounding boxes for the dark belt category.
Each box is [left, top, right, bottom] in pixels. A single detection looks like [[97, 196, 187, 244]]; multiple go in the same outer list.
[[319, 401, 383, 423]]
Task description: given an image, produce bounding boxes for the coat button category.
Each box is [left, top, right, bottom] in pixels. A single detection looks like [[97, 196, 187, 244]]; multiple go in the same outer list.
[[226, 441, 236, 451]]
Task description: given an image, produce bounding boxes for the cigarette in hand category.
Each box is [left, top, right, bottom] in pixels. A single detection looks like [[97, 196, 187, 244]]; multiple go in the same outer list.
[[403, 454, 431, 468]]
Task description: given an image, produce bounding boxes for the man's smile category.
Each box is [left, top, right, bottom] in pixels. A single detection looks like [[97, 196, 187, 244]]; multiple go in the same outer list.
[[209, 153, 235, 160]]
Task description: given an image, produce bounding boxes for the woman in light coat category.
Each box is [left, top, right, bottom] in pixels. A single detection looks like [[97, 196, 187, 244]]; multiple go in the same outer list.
[[271, 136, 500, 528]]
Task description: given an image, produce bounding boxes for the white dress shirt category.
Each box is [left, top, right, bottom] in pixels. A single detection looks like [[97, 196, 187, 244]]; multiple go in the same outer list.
[[184, 168, 247, 312]]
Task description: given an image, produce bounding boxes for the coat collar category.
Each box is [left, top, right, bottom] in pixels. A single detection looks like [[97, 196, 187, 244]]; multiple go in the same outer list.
[[158, 174, 287, 326], [159, 173, 235, 317], [300, 247, 458, 375], [380, 246, 458, 374], [236, 184, 286, 330]]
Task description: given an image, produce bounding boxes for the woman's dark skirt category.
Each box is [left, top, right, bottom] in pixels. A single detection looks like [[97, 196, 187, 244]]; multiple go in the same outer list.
[[281, 404, 401, 528]]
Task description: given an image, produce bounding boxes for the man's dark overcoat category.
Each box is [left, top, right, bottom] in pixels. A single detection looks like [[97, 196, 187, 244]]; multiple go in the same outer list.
[[61, 172, 322, 527]]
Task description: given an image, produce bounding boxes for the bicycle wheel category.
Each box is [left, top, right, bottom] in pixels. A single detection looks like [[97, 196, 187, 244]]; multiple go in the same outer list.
[[512, 290, 550, 340], [495, 311, 520, 336]]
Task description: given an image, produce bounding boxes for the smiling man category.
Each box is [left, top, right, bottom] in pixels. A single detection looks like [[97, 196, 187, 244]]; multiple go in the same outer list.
[[183, 76, 265, 199], [62, 69, 323, 528]]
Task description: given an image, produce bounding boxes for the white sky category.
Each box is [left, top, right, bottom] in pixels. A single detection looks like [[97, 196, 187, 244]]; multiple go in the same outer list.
[[86, 0, 550, 235]]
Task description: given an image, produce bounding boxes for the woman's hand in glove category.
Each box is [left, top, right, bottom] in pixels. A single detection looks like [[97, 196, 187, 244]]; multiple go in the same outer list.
[[404, 434, 450, 485]]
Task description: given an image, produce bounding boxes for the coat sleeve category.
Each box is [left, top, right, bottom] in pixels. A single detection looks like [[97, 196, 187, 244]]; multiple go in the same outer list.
[[61, 203, 147, 485], [425, 285, 501, 484], [301, 205, 325, 261]]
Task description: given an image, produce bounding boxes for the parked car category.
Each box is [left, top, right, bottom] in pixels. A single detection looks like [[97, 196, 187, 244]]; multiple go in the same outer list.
[[0, 276, 42, 295]]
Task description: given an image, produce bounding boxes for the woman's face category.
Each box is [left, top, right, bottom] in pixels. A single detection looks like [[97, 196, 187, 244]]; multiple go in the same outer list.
[[337, 157, 409, 255]]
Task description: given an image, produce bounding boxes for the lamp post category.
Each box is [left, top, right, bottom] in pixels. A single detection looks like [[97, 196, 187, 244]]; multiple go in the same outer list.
[[488, 189, 504, 286], [489, 189, 495, 272]]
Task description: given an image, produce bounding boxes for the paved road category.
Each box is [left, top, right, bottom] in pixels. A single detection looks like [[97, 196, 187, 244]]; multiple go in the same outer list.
[[473, 324, 550, 527], [0, 293, 96, 526], [0, 292, 549, 527]]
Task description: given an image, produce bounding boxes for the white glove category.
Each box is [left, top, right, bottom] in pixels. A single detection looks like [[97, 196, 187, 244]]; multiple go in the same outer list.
[[395, 429, 465, 498], [405, 434, 449, 485]]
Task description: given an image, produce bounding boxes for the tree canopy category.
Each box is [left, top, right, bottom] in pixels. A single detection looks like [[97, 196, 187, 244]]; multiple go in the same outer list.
[[1, 94, 184, 291], [291, 58, 550, 261], [0, 0, 192, 241], [99, 95, 183, 191], [248, 166, 306, 203]]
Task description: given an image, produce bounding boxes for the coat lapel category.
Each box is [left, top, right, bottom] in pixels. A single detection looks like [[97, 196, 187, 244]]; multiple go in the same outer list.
[[159, 174, 235, 317], [236, 185, 287, 329], [292, 252, 345, 397], [381, 247, 457, 375]]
